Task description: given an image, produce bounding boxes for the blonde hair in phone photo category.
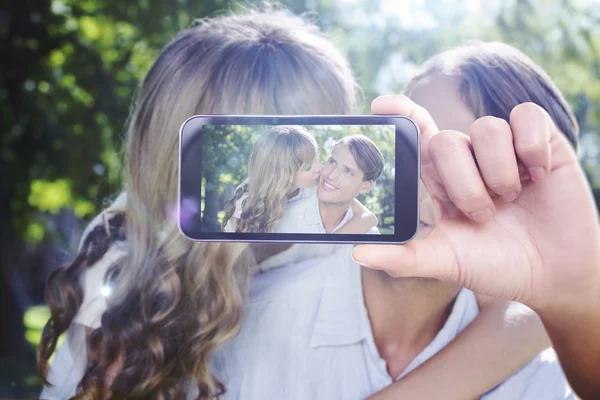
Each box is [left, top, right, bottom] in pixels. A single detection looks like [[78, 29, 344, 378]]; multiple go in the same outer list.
[[38, 7, 358, 399]]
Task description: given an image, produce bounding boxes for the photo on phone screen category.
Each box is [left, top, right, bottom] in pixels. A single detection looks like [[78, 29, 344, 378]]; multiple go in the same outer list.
[[179, 116, 420, 244]]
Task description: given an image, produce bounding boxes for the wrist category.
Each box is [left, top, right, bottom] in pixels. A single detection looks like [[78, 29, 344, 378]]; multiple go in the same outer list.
[[536, 281, 600, 326], [535, 280, 600, 400], [534, 245, 600, 319]]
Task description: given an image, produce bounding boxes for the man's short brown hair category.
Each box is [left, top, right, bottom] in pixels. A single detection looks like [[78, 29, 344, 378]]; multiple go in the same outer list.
[[335, 134, 384, 181]]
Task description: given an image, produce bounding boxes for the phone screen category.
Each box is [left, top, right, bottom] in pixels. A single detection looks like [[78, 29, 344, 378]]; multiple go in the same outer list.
[[179, 115, 419, 243]]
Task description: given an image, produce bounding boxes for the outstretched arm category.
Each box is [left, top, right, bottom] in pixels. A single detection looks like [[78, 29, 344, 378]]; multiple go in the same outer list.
[[368, 297, 551, 400], [355, 96, 600, 399], [538, 288, 600, 399], [336, 199, 378, 234]]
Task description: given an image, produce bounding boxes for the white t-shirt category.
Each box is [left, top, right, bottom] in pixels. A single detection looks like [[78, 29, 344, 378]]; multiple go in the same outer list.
[[41, 193, 127, 400], [275, 189, 380, 234], [208, 246, 573, 400], [40, 192, 570, 400], [41, 244, 574, 400]]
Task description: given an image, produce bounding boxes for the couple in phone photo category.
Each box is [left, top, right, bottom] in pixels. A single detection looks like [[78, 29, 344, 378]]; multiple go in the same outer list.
[[221, 126, 384, 235]]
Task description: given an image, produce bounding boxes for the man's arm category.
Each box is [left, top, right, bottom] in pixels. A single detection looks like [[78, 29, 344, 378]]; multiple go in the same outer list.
[[538, 289, 600, 399], [355, 97, 600, 399], [368, 298, 551, 400], [480, 347, 575, 400], [336, 199, 378, 234]]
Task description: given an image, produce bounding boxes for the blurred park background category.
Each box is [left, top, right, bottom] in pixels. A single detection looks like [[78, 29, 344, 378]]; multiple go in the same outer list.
[[200, 124, 395, 233], [2, 0, 600, 396]]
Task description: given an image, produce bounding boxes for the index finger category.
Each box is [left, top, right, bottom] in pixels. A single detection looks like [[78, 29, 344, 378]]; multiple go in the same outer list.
[[371, 94, 439, 166], [372, 94, 447, 202]]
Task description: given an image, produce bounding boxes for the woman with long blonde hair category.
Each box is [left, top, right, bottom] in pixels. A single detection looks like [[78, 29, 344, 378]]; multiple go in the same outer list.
[[39, 9, 558, 400], [39, 9, 358, 398], [221, 125, 377, 233]]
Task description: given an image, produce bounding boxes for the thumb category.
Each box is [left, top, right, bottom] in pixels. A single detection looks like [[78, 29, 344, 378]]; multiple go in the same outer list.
[[351, 238, 459, 283]]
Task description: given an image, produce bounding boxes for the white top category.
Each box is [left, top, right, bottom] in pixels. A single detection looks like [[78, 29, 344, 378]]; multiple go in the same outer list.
[[275, 189, 380, 234], [41, 192, 127, 400], [207, 245, 573, 400], [41, 234, 572, 400], [223, 185, 317, 232]]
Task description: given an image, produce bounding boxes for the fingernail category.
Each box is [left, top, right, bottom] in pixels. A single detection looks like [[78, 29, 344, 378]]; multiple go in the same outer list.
[[470, 207, 493, 223], [501, 192, 518, 202], [528, 167, 546, 182]]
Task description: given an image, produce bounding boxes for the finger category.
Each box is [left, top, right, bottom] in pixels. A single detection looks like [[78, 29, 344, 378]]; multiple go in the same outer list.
[[352, 238, 459, 283], [469, 117, 522, 202], [371, 94, 446, 200], [429, 130, 496, 223], [509, 103, 552, 182], [371, 94, 438, 161]]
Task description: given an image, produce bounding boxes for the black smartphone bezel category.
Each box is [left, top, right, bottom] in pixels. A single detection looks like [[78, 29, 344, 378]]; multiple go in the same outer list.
[[178, 115, 420, 244]]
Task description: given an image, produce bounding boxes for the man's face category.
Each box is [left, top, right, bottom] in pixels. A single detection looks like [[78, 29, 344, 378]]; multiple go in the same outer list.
[[318, 143, 372, 205]]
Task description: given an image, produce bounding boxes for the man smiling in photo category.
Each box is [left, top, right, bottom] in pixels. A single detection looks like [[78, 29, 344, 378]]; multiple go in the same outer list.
[[277, 134, 384, 234]]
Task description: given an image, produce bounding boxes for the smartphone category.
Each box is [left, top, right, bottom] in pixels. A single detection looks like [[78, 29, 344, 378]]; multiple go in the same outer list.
[[178, 115, 420, 244]]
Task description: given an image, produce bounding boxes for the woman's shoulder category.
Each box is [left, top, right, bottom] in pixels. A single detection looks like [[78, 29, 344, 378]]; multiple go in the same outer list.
[[39, 323, 89, 399], [74, 192, 128, 328], [233, 192, 248, 218], [74, 244, 126, 329]]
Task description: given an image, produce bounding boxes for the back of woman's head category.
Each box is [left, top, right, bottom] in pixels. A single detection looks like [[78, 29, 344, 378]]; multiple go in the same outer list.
[[130, 9, 357, 227], [405, 41, 578, 149], [39, 8, 358, 399]]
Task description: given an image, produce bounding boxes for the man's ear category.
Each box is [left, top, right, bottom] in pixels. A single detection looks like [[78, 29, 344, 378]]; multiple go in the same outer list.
[[359, 180, 373, 194]]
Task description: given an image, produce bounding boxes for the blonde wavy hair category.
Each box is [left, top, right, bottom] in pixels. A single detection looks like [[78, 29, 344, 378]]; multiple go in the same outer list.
[[222, 125, 318, 233], [38, 6, 357, 399]]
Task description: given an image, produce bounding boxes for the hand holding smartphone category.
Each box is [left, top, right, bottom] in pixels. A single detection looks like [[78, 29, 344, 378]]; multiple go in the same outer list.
[[178, 115, 420, 244]]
